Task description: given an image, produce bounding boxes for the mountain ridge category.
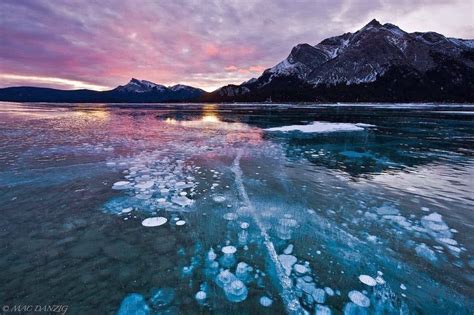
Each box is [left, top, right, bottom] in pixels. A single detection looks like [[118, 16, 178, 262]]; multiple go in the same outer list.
[[206, 19, 473, 102]]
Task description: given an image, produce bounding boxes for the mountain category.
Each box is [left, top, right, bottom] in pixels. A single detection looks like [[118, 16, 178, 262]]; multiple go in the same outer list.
[[206, 19, 474, 102], [0, 78, 205, 103]]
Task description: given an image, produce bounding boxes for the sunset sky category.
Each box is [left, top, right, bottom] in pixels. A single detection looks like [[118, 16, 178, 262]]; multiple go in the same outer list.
[[1, 0, 472, 91]]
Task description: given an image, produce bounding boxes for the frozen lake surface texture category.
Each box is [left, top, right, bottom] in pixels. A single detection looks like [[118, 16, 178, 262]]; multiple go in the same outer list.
[[0, 102, 473, 314]]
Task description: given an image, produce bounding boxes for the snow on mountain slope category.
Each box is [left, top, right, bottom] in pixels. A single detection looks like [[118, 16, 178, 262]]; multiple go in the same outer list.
[[115, 78, 167, 93]]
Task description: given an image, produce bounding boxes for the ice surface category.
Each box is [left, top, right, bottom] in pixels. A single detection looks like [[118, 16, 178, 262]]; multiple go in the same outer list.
[[8, 103, 471, 314]]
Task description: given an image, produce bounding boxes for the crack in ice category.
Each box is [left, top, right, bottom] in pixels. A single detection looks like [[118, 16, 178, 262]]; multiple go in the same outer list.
[[231, 149, 304, 315]]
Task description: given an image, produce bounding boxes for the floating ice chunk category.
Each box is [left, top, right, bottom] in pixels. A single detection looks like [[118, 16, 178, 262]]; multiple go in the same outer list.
[[278, 254, 297, 276], [303, 275, 313, 282], [135, 193, 152, 200], [415, 243, 438, 263], [222, 245, 237, 254], [238, 229, 249, 245], [438, 238, 458, 246], [160, 188, 170, 194], [150, 287, 175, 308], [355, 123, 376, 128], [240, 222, 249, 229], [195, 291, 207, 305], [324, 287, 334, 296], [117, 293, 150, 315], [375, 276, 386, 285], [113, 181, 131, 190], [220, 246, 237, 268], [400, 284, 407, 290], [176, 220, 186, 226], [421, 213, 449, 231], [343, 302, 368, 314], [121, 207, 133, 213], [175, 181, 186, 188], [312, 288, 326, 304], [171, 195, 194, 207], [375, 204, 399, 216], [315, 304, 332, 315], [383, 215, 411, 229], [236, 262, 252, 282], [215, 270, 237, 288], [224, 280, 248, 302], [265, 121, 366, 133], [348, 290, 370, 307], [212, 195, 226, 203], [135, 180, 154, 190], [446, 244, 461, 255], [276, 218, 298, 240], [206, 248, 217, 262], [182, 266, 193, 277], [223, 212, 238, 221], [283, 244, 294, 255], [294, 264, 308, 275], [205, 261, 219, 278], [259, 296, 273, 307], [358, 275, 377, 286], [142, 217, 167, 227]]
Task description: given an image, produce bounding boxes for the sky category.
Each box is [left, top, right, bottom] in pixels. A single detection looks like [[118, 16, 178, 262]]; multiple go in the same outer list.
[[0, 0, 472, 92]]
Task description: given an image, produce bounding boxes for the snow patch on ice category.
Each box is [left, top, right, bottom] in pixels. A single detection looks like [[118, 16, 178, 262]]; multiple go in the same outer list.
[[265, 121, 368, 133]]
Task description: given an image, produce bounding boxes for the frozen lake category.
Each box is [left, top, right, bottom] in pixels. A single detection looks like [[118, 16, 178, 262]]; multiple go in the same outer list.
[[0, 102, 473, 314]]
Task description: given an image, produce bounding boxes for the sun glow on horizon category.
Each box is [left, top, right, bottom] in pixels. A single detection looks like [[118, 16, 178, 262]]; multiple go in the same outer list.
[[0, 74, 110, 91]]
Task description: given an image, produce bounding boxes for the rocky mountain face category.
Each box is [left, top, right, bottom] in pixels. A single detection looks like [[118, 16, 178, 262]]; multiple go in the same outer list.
[[207, 19, 474, 102], [0, 78, 205, 103]]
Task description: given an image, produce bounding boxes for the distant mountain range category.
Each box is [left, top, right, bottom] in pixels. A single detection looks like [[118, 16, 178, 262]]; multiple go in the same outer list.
[[1, 19, 473, 103], [0, 78, 205, 103]]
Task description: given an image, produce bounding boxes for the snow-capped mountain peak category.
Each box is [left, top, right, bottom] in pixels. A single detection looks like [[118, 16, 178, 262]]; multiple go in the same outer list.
[[116, 78, 167, 93], [209, 19, 473, 102]]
